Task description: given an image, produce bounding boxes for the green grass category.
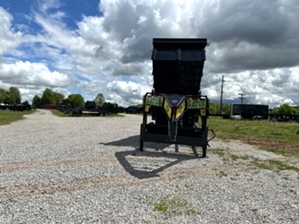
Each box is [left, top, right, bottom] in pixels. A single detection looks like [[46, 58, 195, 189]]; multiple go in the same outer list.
[[218, 171, 228, 177], [107, 113, 125, 117], [252, 160, 299, 173], [154, 196, 199, 216], [209, 148, 225, 157], [50, 110, 125, 117], [230, 154, 252, 161], [208, 117, 299, 144], [143, 185, 200, 218], [207, 117, 299, 157], [51, 110, 65, 117], [0, 109, 34, 125]]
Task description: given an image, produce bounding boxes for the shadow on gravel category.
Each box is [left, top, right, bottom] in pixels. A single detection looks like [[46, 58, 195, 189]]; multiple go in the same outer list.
[[114, 150, 199, 179], [102, 135, 199, 179], [100, 135, 169, 151]]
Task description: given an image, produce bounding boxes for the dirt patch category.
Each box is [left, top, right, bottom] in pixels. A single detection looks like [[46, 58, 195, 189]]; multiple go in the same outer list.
[[244, 138, 299, 151]]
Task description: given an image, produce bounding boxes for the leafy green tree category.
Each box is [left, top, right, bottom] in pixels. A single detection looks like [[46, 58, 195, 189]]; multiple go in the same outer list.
[[22, 100, 30, 106], [208, 103, 231, 115], [222, 104, 231, 115], [7, 86, 21, 104], [94, 93, 105, 108], [272, 103, 298, 115], [53, 92, 65, 105], [68, 94, 85, 108], [22, 100, 31, 109], [62, 98, 71, 106], [113, 103, 119, 110], [85, 101, 96, 110], [0, 88, 7, 103], [32, 95, 42, 108], [102, 102, 119, 113], [209, 103, 219, 115], [41, 88, 55, 105]]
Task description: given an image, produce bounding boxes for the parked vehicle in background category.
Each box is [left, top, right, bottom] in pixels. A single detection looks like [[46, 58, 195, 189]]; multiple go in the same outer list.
[[231, 104, 269, 119]]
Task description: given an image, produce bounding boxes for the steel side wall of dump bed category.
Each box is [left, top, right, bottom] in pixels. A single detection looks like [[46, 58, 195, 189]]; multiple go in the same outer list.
[[152, 38, 208, 95]]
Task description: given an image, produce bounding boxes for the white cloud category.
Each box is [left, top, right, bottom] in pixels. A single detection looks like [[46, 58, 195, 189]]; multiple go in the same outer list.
[[0, 7, 22, 55], [0, 0, 299, 108], [0, 61, 71, 87], [107, 80, 151, 106]]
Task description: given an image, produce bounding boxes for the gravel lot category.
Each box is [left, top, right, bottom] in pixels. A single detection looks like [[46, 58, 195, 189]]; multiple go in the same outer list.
[[0, 109, 298, 223]]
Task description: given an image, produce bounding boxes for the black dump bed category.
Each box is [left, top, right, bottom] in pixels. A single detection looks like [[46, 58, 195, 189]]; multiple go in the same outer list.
[[152, 38, 208, 95]]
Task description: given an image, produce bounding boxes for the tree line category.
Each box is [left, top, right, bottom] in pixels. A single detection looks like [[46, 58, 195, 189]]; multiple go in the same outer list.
[[0, 87, 22, 105], [270, 103, 298, 115], [32, 88, 122, 112], [0, 86, 114, 111], [32, 88, 107, 109], [1, 86, 298, 115], [32, 88, 86, 108]]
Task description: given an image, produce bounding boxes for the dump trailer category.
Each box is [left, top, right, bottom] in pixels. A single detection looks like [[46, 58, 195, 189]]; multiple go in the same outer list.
[[140, 38, 215, 157]]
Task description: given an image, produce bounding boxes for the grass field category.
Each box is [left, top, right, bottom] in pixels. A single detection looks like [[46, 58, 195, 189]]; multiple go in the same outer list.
[[208, 117, 299, 157], [50, 110, 65, 117], [0, 109, 34, 125]]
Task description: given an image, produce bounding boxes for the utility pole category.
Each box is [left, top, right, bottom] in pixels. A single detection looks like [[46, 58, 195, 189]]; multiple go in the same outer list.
[[219, 75, 225, 115], [239, 93, 246, 104]]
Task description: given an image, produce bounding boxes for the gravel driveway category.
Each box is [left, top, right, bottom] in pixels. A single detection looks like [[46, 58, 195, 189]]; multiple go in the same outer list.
[[0, 110, 298, 223]]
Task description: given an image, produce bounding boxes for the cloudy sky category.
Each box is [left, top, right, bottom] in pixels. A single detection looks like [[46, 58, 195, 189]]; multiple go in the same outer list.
[[0, 0, 298, 108]]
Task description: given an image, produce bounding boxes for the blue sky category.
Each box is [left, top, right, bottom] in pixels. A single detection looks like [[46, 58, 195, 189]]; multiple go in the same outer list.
[[3, 0, 101, 27], [0, 0, 299, 107]]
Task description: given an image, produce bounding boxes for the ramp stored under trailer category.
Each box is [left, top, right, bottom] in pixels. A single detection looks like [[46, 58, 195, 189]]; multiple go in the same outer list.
[[140, 38, 215, 157]]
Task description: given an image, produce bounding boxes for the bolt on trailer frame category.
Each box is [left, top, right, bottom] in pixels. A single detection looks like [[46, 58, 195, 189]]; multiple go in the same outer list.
[[139, 38, 215, 157]]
